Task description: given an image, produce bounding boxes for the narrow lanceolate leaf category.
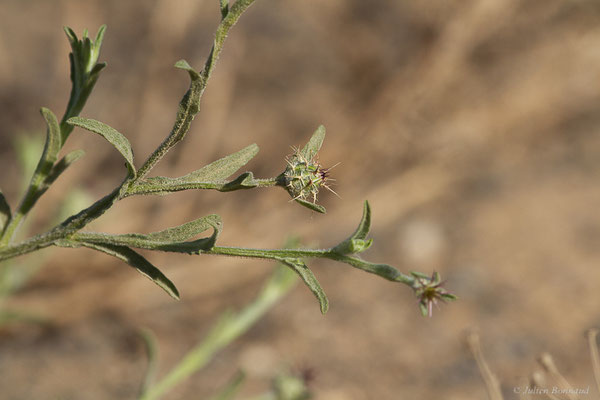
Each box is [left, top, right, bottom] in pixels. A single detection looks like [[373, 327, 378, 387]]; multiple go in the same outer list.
[[44, 149, 85, 187], [72, 214, 222, 254], [92, 25, 106, 61], [294, 198, 326, 214], [174, 59, 201, 81], [138, 214, 221, 243], [279, 258, 329, 314], [40, 107, 62, 164], [128, 172, 259, 196], [219, 172, 258, 192], [67, 117, 136, 177], [167, 59, 202, 144], [180, 144, 258, 183], [136, 61, 203, 179], [336, 254, 404, 283], [57, 240, 179, 299], [299, 125, 325, 161], [127, 145, 259, 196], [0, 190, 11, 232], [332, 200, 373, 254]]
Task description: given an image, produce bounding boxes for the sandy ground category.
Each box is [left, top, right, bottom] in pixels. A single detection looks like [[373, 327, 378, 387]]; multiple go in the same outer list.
[[2, 0, 600, 399]]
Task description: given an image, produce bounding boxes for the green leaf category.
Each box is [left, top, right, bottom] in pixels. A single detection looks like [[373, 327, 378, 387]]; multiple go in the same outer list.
[[128, 145, 259, 196], [335, 255, 403, 282], [169, 60, 202, 142], [136, 60, 203, 178], [220, 172, 258, 192], [72, 215, 222, 254], [142, 214, 222, 243], [181, 144, 258, 183], [294, 198, 326, 214], [57, 240, 179, 299], [61, 26, 107, 142], [8, 109, 64, 218], [92, 25, 106, 60], [332, 200, 372, 254], [67, 117, 136, 177], [299, 125, 325, 161], [188, 144, 259, 182], [279, 258, 329, 314], [0, 190, 10, 232], [40, 107, 62, 164], [175, 59, 201, 81], [64, 25, 105, 76], [64, 26, 78, 47], [128, 171, 259, 196]]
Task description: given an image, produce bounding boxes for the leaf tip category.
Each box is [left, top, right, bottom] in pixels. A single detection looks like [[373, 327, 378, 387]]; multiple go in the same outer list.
[[95, 24, 107, 43], [294, 198, 326, 214], [66, 116, 81, 126], [320, 300, 329, 314], [175, 59, 200, 80], [63, 26, 77, 42], [249, 143, 259, 156], [39, 107, 58, 122]]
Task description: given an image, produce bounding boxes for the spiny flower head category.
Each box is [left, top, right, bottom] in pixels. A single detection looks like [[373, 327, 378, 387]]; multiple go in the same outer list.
[[411, 271, 457, 317], [282, 147, 338, 204]]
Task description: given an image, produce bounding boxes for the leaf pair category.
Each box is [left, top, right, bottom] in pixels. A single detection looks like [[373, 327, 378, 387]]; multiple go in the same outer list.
[[282, 201, 374, 315], [58, 214, 222, 300]]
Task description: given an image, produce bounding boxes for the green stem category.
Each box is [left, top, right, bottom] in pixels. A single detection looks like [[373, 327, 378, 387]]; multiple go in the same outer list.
[[0, 178, 279, 263], [0, 44, 104, 246], [206, 246, 416, 285], [1, 175, 46, 246], [124, 176, 279, 197], [252, 178, 278, 186], [0, 184, 124, 263], [139, 263, 295, 400], [136, 0, 257, 179], [0, 231, 63, 262], [207, 246, 327, 259], [202, 0, 257, 82], [59, 185, 124, 232]]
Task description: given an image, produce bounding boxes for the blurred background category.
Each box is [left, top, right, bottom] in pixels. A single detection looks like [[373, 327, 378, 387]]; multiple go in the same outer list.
[[1, 0, 600, 398]]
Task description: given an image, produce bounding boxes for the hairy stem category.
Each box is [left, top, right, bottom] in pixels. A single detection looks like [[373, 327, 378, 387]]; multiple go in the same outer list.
[[206, 246, 416, 285], [136, 0, 257, 179]]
